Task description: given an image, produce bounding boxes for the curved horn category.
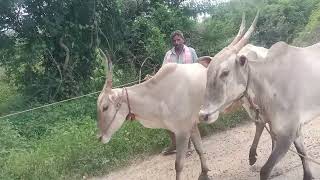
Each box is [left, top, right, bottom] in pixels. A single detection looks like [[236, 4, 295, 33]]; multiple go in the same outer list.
[[228, 13, 246, 47], [99, 48, 113, 92], [212, 13, 246, 59], [234, 10, 260, 52]]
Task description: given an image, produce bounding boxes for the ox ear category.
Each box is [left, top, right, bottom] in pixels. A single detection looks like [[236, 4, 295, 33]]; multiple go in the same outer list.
[[197, 56, 212, 68], [237, 55, 247, 66], [246, 51, 258, 61]]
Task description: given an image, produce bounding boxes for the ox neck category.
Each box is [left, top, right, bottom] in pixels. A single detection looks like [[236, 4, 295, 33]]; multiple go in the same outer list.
[[244, 61, 277, 115], [124, 84, 159, 121], [124, 88, 135, 121]]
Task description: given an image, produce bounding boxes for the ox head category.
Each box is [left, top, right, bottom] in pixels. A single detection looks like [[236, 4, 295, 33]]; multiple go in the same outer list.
[[199, 11, 259, 122], [97, 49, 129, 144]]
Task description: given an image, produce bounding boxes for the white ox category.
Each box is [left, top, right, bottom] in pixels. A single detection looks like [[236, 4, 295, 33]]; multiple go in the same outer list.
[[205, 43, 273, 166], [96, 50, 214, 180], [199, 17, 320, 180], [199, 12, 273, 166]]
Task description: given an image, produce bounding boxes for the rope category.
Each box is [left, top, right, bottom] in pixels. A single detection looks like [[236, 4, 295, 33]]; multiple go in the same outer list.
[[288, 148, 320, 166], [0, 79, 141, 120], [249, 98, 320, 166], [263, 123, 320, 166]]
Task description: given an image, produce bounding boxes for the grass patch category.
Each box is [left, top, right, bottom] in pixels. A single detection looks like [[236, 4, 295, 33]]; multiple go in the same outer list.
[[0, 117, 170, 180]]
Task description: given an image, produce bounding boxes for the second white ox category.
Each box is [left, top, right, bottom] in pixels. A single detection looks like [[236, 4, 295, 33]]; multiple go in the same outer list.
[[200, 25, 320, 180]]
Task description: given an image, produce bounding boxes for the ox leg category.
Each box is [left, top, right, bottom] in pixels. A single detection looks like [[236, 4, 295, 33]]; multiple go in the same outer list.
[[268, 123, 275, 151], [294, 134, 313, 180], [260, 135, 293, 180], [271, 136, 275, 151], [175, 133, 189, 180], [249, 120, 264, 165], [190, 126, 210, 180], [162, 130, 192, 156], [250, 122, 276, 161], [162, 130, 177, 155]]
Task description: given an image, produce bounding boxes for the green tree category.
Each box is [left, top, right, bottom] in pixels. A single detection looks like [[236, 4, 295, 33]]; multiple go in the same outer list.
[[0, 0, 198, 103], [293, 1, 320, 46], [1, 0, 100, 101], [255, 0, 316, 47]]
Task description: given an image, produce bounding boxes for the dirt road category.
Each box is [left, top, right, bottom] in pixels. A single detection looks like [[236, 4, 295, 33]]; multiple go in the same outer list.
[[92, 118, 320, 180]]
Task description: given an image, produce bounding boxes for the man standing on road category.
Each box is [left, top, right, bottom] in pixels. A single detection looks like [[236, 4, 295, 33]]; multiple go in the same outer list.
[[162, 30, 198, 65], [161, 30, 198, 155]]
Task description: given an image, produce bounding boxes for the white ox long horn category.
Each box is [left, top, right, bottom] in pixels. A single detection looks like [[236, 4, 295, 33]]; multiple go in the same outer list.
[[234, 10, 260, 52], [99, 48, 113, 92], [212, 12, 247, 59], [228, 13, 246, 47]]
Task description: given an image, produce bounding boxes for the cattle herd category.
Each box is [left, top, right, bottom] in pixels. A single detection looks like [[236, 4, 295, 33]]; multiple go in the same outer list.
[[96, 11, 320, 180]]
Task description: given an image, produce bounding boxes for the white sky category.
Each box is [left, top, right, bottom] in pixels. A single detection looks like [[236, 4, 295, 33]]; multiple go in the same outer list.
[[183, 0, 230, 22]]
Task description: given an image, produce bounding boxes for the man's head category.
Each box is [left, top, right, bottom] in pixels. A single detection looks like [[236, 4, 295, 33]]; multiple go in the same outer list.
[[171, 30, 185, 49]]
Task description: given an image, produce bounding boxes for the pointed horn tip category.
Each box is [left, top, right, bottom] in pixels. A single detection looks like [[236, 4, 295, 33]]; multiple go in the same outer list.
[[240, 12, 246, 25], [247, 10, 260, 30], [99, 48, 113, 89], [253, 10, 260, 22], [241, 12, 246, 22], [236, 13, 246, 36], [107, 53, 112, 64], [233, 10, 260, 51], [108, 61, 113, 70]]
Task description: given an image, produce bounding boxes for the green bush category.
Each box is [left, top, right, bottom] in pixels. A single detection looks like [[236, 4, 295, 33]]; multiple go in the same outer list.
[[0, 67, 30, 117], [293, 2, 320, 46]]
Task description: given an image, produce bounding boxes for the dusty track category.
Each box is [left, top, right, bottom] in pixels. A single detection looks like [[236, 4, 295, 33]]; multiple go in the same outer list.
[[92, 118, 320, 180]]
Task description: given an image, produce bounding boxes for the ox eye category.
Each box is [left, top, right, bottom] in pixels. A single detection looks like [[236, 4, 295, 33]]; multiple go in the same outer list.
[[116, 102, 121, 109], [102, 105, 108, 112], [220, 69, 230, 78]]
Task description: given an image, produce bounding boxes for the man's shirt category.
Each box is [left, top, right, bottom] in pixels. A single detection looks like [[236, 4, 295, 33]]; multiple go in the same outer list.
[[163, 45, 198, 65]]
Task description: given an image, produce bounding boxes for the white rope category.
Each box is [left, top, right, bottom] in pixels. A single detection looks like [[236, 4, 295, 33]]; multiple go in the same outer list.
[[288, 148, 320, 166], [0, 79, 141, 119], [263, 123, 320, 166]]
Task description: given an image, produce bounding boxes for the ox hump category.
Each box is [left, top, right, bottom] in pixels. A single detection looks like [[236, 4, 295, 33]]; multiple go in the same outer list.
[[148, 63, 178, 85], [267, 41, 289, 60]]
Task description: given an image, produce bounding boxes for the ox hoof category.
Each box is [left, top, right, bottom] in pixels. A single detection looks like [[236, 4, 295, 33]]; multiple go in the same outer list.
[[186, 149, 194, 157], [198, 173, 211, 180], [249, 155, 257, 165], [161, 146, 176, 156], [249, 151, 257, 165], [303, 174, 314, 180]]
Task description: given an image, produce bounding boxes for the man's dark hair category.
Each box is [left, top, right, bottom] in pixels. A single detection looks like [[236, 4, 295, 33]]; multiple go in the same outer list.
[[170, 30, 185, 40]]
